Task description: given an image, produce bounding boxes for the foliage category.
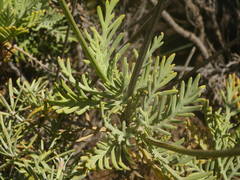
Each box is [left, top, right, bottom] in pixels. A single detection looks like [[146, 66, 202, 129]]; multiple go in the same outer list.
[[16, 3, 74, 62], [0, 0, 48, 45], [0, 0, 73, 63], [1, 0, 240, 179]]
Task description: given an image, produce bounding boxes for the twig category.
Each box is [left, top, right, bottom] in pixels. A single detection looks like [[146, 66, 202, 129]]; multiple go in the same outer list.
[[127, 1, 155, 29], [12, 45, 54, 74], [161, 10, 209, 59], [185, 37, 240, 79], [184, 0, 205, 40], [122, 3, 157, 46], [8, 62, 27, 81], [126, 0, 170, 100], [179, 46, 196, 79], [122, 0, 170, 126], [61, 0, 78, 57], [57, 0, 78, 81], [166, 36, 240, 89], [147, 137, 240, 158], [195, 0, 225, 48], [174, 66, 193, 72], [3, 45, 29, 81]]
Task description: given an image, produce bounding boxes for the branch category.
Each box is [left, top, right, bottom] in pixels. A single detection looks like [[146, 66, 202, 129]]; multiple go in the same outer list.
[[126, 0, 169, 100], [164, 36, 240, 90], [161, 10, 209, 59], [179, 46, 196, 79], [59, 0, 108, 82], [147, 137, 240, 158], [13, 45, 54, 74], [61, 0, 78, 57], [181, 36, 240, 82], [8, 62, 27, 81], [174, 66, 193, 72]]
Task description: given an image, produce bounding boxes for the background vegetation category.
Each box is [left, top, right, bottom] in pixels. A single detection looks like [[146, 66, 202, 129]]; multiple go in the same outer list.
[[0, 0, 240, 179]]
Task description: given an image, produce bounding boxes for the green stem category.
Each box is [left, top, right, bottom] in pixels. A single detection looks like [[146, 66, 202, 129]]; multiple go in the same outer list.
[[122, 0, 169, 125], [59, 0, 108, 82], [147, 137, 240, 158], [125, 0, 169, 100]]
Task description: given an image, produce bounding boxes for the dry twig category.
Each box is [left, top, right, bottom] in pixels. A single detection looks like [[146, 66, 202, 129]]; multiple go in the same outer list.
[[13, 45, 55, 74], [179, 46, 196, 79], [161, 10, 209, 59], [8, 62, 27, 81]]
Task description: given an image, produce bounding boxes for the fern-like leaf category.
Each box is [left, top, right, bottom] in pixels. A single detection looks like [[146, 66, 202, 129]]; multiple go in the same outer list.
[[81, 141, 130, 171]]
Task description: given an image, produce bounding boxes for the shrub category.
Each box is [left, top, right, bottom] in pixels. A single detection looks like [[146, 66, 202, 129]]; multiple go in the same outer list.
[[1, 0, 240, 179]]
